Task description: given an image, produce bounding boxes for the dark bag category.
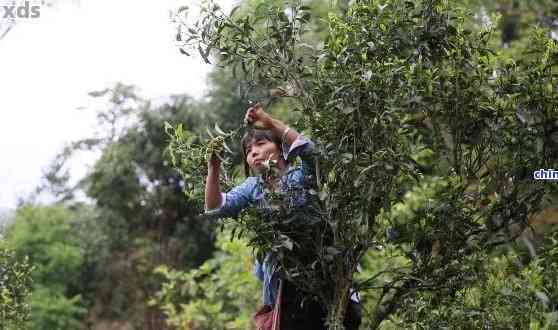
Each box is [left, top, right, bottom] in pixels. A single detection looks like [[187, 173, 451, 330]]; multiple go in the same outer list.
[[344, 300, 362, 330], [280, 280, 362, 330]]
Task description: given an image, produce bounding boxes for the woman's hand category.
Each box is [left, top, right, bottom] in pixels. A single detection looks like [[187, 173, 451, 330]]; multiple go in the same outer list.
[[244, 102, 300, 147], [207, 152, 221, 169], [244, 103, 274, 129], [206, 136, 224, 170]]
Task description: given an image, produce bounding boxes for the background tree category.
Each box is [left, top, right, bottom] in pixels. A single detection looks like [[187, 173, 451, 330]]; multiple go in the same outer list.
[[31, 84, 222, 329], [1, 204, 93, 329]]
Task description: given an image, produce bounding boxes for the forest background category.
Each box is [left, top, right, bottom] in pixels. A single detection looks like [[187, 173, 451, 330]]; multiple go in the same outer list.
[[1, 0, 558, 329]]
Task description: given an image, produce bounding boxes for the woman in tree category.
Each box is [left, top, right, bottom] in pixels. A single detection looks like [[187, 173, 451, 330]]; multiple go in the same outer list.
[[204, 103, 361, 330]]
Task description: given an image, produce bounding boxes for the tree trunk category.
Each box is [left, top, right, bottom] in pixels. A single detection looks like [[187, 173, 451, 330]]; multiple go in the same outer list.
[[325, 265, 352, 330]]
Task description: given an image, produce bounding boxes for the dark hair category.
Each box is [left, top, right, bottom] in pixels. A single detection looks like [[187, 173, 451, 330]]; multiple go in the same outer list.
[[240, 129, 283, 177]]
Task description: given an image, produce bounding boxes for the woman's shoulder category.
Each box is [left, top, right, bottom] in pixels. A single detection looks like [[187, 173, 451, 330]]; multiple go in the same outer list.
[[222, 177, 261, 198], [282, 134, 314, 161], [244, 176, 261, 184]]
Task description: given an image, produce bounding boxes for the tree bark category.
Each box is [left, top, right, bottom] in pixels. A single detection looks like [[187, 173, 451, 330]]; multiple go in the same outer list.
[[326, 263, 352, 330]]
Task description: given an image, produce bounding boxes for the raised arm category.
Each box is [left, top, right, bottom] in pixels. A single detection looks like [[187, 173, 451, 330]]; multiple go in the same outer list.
[[245, 103, 315, 169], [205, 154, 223, 211], [245, 103, 300, 146], [204, 153, 256, 218]]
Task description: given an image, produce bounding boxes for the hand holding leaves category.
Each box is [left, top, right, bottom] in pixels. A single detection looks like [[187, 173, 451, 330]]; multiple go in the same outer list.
[[206, 136, 225, 166], [165, 122, 239, 200]]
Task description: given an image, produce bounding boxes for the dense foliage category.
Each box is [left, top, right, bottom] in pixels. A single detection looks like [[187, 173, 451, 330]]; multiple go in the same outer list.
[[0, 246, 33, 329], [165, 0, 558, 328], [151, 226, 261, 330], [1, 205, 91, 329]]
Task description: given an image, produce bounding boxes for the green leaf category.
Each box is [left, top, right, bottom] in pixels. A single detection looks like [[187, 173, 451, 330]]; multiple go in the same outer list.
[[282, 238, 293, 250], [229, 5, 240, 17], [319, 190, 328, 201], [214, 123, 226, 135], [326, 247, 340, 255], [198, 46, 211, 64], [223, 141, 233, 154], [206, 127, 215, 139], [341, 106, 354, 114]]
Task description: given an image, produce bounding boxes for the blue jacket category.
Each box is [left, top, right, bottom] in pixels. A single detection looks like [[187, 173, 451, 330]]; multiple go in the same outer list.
[[204, 134, 315, 306]]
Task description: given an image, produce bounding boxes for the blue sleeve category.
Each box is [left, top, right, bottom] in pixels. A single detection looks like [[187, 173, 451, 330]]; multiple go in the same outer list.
[[204, 177, 256, 218], [282, 134, 316, 178]]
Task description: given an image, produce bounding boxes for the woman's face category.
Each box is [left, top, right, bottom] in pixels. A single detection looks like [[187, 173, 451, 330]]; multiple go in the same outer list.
[[245, 138, 281, 171]]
